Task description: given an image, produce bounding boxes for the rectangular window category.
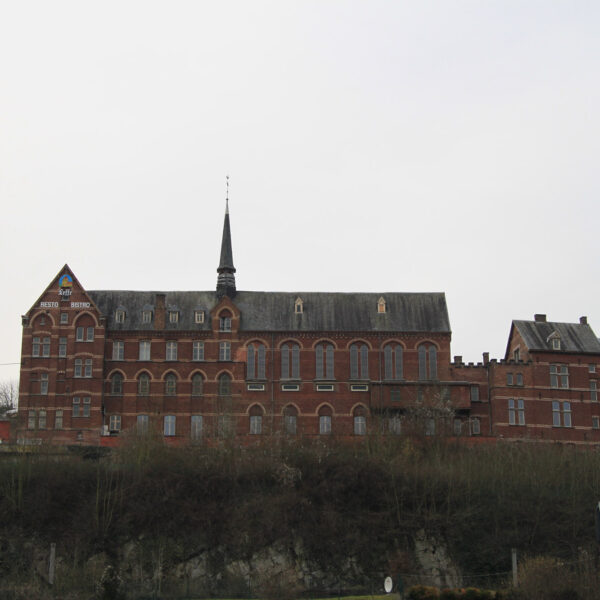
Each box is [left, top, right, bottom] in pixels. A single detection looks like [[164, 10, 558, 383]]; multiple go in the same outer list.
[[115, 310, 125, 323], [517, 399, 525, 425], [471, 418, 481, 435], [32, 337, 40, 357], [470, 386, 480, 402], [82, 397, 91, 417], [142, 310, 152, 324], [86, 327, 94, 341], [38, 410, 46, 429], [54, 410, 63, 429], [112, 341, 124, 361], [319, 415, 331, 434], [354, 416, 366, 435], [74, 359, 82, 377], [508, 398, 516, 425], [453, 419, 462, 436], [506, 373, 513, 386], [60, 312, 68, 324], [593, 416, 600, 430], [590, 364, 596, 373], [220, 317, 231, 331], [84, 359, 92, 378], [250, 415, 262, 435], [552, 401, 561, 426], [59, 337, 67, 358], [219, 341, 231, 361], [194, 311, 204, 324], [139, 341, 151, 361], [166, 341, 178, 361], [425, 418, 435, 436], [76, 327, 84, 341], [550, 365, 569, 388], [169, 311, 179, 323], [193, 341, 204, 361], [510, 399, 525, 425], [284, 414, 297, 435], [42, 337, 50, 357], [591, 381, 597, 402], [137, 414, 149, 434], [72, 397, 81, 417], [28, 410, 36, 429], [563, 402, 572, 427], [516, 373, 523, 386], [40, 373, 48, 395], [388, 416, 401, 435], [390, 388, 401, 402], [109, 415, 121, 432], [191, 415, 203, 440], [164, 415, 176, 436]]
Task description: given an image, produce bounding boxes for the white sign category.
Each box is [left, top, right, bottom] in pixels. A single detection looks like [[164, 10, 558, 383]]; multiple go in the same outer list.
[[384, 576, 393, 593], [71, 302, 91, 308], [40, 302, 59, 308]]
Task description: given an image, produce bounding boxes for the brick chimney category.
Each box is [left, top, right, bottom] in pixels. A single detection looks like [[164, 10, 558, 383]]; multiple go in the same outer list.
[[155, 293, 166, 329], [454, 355, 462, 364], [580, 316, 588, 325], [483, 352, 490, 365], [534, 314, 547, 322]]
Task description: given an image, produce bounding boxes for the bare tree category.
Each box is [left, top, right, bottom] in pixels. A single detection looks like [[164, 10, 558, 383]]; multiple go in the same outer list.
[[0, 379, 18, 415]]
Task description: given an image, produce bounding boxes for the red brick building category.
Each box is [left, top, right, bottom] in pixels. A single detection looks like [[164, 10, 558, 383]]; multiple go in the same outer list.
[[15, 205, 600, 446]]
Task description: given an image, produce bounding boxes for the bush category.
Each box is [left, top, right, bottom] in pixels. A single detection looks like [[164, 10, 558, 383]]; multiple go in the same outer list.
[[408, 584, 441, 600]]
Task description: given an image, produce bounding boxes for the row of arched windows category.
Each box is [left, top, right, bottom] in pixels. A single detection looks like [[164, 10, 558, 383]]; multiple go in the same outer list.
[[110, 372, 232, 396]]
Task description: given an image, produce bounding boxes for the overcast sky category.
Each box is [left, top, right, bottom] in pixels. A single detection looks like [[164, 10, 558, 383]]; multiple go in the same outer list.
[[1, 1, 599, 384]]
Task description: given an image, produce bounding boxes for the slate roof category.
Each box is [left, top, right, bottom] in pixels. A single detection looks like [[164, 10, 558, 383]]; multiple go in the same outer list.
[[513, 320, 600, 354], [87, 290, 451, 333]]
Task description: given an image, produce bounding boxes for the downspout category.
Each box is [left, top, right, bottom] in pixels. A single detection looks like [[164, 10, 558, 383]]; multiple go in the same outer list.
[[270, 332, 275, 433]]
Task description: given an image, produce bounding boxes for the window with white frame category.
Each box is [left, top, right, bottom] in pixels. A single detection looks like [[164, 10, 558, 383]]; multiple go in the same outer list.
[[54, 410, 63, 429], [589, 364, 596, 373], [115, 309, 125, 323], [471, 418, 481, 435], [164, 415, 176, 436], [319, 414, 331, 434], [38, 409, 46, 429], [350, 343, 369, 379], [388, 415, 401, 435], [42, 337, 50, 357], [166, 341, 178, 361], [315, 343, 334, 379], [281, 343, 300, 379], [384, 344, 403, 380], [508, 399, 525, 425], [593, 416, 600, 430], [169, 311, 179, 324], [513, 348, 520, 361], [193, 341, 204, 361], [73, 358, 81, 377], [32, 337, 40, 357], [552, 337, 561, 350], [142, 310, 152, 324], [59, 337, 67, 358], [249, 408, 263, 435], [86, 327, 94, 341], [591, 380, 597, 402], [294, 297, 303, 314], [138, 373, 150, 396], [82, 397, 91, 417], [507, 372, 513, 386], [219, 314, 232, 331], [112, 341, 124, 361], [470, 386, 480, 402], [553, 401, 572, 427], [191, 373, 203, 396], [40, 373, 48, 395], [191, 415, 203, 439], [109, 415, 121, 432], [284, 405, 297, 435], [28, 410, 36, 429], [164, 373, 177, 396], [76, 327, 84, 341], [218, 373, 231, 396], [111, 373, 123, 395], [137, 414, 149, 434], [247, 343, 266, 379], [550, 365, 569, 388], [194, 310, 204, 324], [139, 340, 151, 361], [60, 312, 68, 324], [453, 419, 462, 436], [219, 341, 231, 361], [84, 359, 92, 378], [353, 407, 366, 435], [516, 373, 523, 386], [72, 397, 81, 417]]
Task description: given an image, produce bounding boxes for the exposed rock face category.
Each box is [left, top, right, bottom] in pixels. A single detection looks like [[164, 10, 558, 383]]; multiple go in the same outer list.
[[413, 529, 461, 588]]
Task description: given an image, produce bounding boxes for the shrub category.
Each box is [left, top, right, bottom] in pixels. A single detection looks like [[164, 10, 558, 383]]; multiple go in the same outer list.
[[408, 584, 441, 600]]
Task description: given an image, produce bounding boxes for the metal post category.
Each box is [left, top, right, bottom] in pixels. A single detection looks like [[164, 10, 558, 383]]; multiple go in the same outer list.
[[511, 548, 518, 587], [49, 543, 56, 585]]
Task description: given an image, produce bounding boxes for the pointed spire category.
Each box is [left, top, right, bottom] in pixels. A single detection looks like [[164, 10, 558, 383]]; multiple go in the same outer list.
[[217, 177, 237, 299]]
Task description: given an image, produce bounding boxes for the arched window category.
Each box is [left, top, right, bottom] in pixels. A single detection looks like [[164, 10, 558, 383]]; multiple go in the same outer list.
[[316, 343, 334, 379], [384, 344, 403, 380], [294, 297, 303, 314], [138, 373, 150, 396], [418, 344, 438, 380], [249, 405, 263, 435], [318, 405, 332, 434], [111, 373, 123, 395], [353, 406, 367, 435], [191, 373, 204, 396], [247, 343, 266, 379], [349, 343, 369, 379], [378, 297, 386, 313], [218, 373, 232, 396], [164, 373, 177, 396], [219, 311, 232, 332], [284, 405, 298, 435], [281, 342, 300, 379]]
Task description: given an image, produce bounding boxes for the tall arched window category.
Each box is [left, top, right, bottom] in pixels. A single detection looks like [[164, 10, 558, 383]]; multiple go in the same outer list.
[[281, 342, 300, 379], [249, 404, 263, 435], [191, 373, 204, 396], [164, 373, 177, 396], [111, 373, 123, 395], [318, 405, 333, 434], [349, 343, 369, 379], [247, 343, 266, 380], [316, 343, 334, 379], [353, 406, 367, 435], [384, 344, 403, 380], [218, 373, 232, 396], [418, 344, 438, 380], [283, 405, 298, 435], [138, 372, 150, 396]]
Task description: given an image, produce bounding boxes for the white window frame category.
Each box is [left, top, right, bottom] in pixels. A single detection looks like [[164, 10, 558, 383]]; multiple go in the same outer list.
[[59, 337, 67, 358], [109, 414, 121, 432], [72, 397, 81, 417], [593, 416, 600, 430], [42, 337, 50, 357], [166, 341, 178, 361], [115, 310, 126, 323], [84, 359, 92, 378], [169, 311, 179, 323], [139, 340, 151, 361], [354, 415, 366, 436], [219, 341, 231, 361], [194, 310, 204, 324], [591, 380, 597, 402], [192, 341, 204, 361], [40, 373, 48, 395], [32, 337, 40, 357], [86, 327, 94, 341], [191, 415, 203, 439], [319, 415, 332, 435], [471, 418, 481, 435], [76, 327, 84, 341], [112, 341, 124, 361], [142, 310, 152, 324], [250, 415, 262, 435], [60, 312, 68, 324], [38, 409, 46, 429], [137, 414, 149, 434], [164, 415, 176, 436], [54, 409, 63, 429], [82, 396, 91, 417]]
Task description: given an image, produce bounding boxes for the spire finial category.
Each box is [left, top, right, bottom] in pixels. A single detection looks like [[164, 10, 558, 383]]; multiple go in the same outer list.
[[225, 174, 229, 214]]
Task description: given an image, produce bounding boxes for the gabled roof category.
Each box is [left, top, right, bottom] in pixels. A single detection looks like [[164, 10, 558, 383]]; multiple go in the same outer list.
[[512, 320, 600, 354], [87, 290, 451, 333]]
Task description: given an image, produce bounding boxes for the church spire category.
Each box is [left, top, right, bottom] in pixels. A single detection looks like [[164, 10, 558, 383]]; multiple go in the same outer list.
[[216, 178, 237, 299]]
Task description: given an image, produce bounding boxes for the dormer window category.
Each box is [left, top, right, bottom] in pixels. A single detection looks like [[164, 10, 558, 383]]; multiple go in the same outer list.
[[219, 312, 232, 332], [294, 297, 303, 314], [142, 310, 152, 324], [377, 297, 386, 314], [169, 311, 179, 324], [547, 331, 561, 351], [115, 309, 126, 323], [513, 348, 520, 361], [194, 310, 205, 324]]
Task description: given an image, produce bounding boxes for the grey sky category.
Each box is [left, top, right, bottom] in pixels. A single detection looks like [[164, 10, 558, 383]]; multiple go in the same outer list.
[[1, 1, 599, 383]]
